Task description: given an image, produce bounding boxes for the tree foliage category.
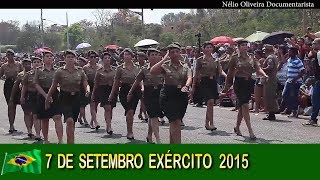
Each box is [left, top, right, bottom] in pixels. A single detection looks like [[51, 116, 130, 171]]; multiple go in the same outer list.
[[2, 9, 320, 52]]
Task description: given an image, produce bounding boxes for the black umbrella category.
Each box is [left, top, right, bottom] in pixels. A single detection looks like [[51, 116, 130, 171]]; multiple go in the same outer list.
[[262, 31, 294, 45]]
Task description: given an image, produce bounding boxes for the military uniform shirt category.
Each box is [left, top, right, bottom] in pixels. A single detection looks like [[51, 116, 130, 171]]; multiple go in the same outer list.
[[114, 64, 140, 85], [228, 53, 259, 78], [34, 67, 56, 89], [22, 70, 37, 91], [195, 55, 221, 78], [53, 66, 87, 92], [95, 66, 116, 86], [263, 54, 278, 79], [136, 67, 163, 87], [83, 64, 101, 83], [16, 71, 26, 82], [0, 62, 23, 79], [161, 60, 192, 86]]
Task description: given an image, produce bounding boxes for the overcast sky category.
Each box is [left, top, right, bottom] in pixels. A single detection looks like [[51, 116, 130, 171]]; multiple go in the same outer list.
[[0, 9, 192, 27]]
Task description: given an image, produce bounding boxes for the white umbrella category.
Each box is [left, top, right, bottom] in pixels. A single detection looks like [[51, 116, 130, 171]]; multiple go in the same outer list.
[[245, 31, 270, 42], [315, 31, 320, 38], [134, 39, 159, 47], [76, 43, 91, 49]]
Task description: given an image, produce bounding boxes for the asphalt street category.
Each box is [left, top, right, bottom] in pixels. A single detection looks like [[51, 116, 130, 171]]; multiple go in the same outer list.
[[0, 81, 319, 144]]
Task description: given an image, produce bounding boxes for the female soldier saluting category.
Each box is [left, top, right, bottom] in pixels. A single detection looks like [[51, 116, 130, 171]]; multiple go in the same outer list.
[[34, 50, 63, 144], [128, 48, 164, 144], [91, 52, 117, 135], [109, 48, 141, 140], [0, 49, 23, 133], [46, 50, 90, 144], [191, 41, 226, 131], [150, 44, 193, 144]]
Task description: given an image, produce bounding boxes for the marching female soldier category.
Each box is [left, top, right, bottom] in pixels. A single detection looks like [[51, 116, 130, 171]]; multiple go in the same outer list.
[[0, 49, 23, 133], [83, 50, 102, 129], [222, 39, 268, 140], [77, 57, 89, 126], [136, 52, 149, 122], [150, 44, 193, 144], [109, 48, 141, 140], [46, 50, 90, 144], [191, 41, 226, 131], [34, 50, 63, 144], [128, 48, 164, 144], [20, 57, 42, 141], [91, 52, 117, 134]]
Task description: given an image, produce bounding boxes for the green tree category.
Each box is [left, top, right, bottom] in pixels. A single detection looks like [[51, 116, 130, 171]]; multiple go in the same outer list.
[[16, 22, 40, 52], [160, 32, 177, 46], [65, 23, 84, 49], [0, 21, 20, 45]]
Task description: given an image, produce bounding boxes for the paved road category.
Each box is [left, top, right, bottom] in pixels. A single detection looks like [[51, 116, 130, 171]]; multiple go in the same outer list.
[[0, 81, 319, 144]]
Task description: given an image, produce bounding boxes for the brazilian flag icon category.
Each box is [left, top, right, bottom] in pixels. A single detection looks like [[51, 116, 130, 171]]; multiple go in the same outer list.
[[1, 149, 41, 175]]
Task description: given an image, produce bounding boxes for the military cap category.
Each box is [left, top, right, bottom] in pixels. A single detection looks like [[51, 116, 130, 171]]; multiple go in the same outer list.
[[262, 44, 274, 51], [120, 48, 134, 57], [31, 56, 43, 62], [78, 56, 88, 63], [236, 39, 249, 45], [160, 47, 167, 51], [167, 43, 181, 50], [173, 42, 182, 47], [147, 48, 160, 56], [87, 50, 98, 57], [137, 51, 147, 57], [6, 49, 15, 54], [102, 51, 111, 57], [22, 58, 32, 62], [147, 48, 160, 53], [42, 49, 54, 56], [202, 41, 213, 48], [64, 50, 77, 57]]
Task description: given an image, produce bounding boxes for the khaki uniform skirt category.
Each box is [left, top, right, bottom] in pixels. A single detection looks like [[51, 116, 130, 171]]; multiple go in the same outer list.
[[37, 88, 61, 119], [119, 83, 141, 116], [199, 76, 219, 102], [159, 85, 188, 122], [144, 85, 164, 119]]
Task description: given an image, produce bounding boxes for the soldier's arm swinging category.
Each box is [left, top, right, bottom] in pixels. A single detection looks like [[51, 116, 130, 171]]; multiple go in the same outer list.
[[45, 80, 58, 110], [9, 78, 21, 104], [91, 72, 100, 102]]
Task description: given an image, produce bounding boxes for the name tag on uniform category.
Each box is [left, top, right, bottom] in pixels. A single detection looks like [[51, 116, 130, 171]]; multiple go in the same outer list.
[[177, 85, 182, 88], [210, 76, 213, 79]]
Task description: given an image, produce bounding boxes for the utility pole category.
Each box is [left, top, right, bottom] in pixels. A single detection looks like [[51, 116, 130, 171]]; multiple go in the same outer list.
[[302, 9, 306, 34], [131, 9, 145, 39], [141, 8, 144, 38], [41, 9, 44, 47], [66, 12, 70, 49]]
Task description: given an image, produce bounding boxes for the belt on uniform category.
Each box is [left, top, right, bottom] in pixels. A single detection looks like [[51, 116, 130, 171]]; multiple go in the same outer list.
[[122, 83, 133, 86], [202, 76, 215, 79], [235, 76, 250, 80], [145, 85, 162, 89], [164, 84, 184, 88], [5, 77, 15, 82], [61, 91, 79, 95]]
